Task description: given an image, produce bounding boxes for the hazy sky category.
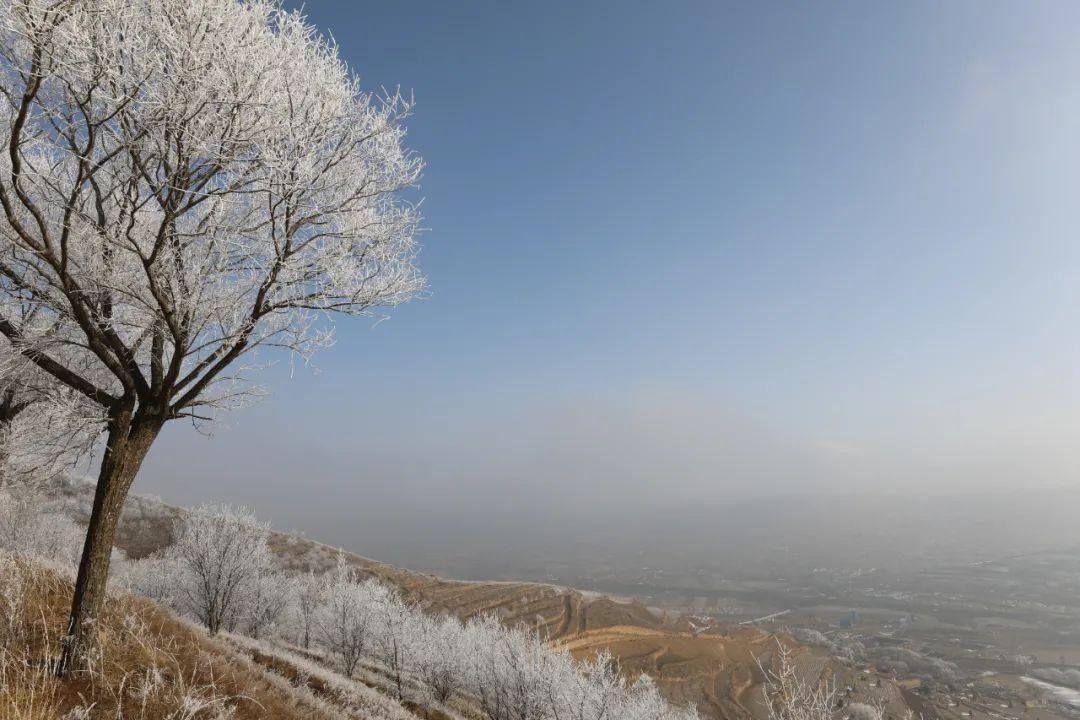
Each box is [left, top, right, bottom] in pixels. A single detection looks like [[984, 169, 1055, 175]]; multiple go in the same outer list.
[[138, 2, 1080, 538]]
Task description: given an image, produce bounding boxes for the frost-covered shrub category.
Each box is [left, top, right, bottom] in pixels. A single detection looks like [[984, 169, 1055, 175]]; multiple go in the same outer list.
[[118, 551, 184, 607], [869, 647, 959, 682], [0, 491, 84, 569]]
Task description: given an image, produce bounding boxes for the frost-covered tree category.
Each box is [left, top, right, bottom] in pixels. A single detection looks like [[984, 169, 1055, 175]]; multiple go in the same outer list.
[[0, 336, 102, 484], [294, 570, 325, 650], [0, 0, 423, 669], [121, 504, 290, 639], [455, 612, 700, 720], [412, 613, 465, 705], [0, 343, 38, 477], [620, 674, 697, 720], [544, 649, 624, 720], [172, 505, 274, 635], [372, 587, 417, 702], [464, 614, 563, 720], [317, 554, 378, 676], [760, 643, 838, 720], [244, 569, 295, 640]]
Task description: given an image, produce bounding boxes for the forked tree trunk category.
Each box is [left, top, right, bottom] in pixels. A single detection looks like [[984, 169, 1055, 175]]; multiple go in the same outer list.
[[56, 412, 161, 675]]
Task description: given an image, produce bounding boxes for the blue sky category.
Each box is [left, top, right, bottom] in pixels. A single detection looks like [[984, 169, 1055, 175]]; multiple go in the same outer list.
[[139, 2, 1080, 534]]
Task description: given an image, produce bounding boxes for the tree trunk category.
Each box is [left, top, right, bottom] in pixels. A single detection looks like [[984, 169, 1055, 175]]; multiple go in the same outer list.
[[56, 413, 160, 675], [0, 430, 9, 485]]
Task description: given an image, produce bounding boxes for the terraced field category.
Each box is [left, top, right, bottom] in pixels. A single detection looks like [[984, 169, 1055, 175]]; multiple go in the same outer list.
[[556, 625, 832, 720], [271, 531, 679, 639]]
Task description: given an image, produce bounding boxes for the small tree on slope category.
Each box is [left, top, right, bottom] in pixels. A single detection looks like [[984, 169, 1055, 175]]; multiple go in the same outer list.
[[760, 643, 853, 720], [294, 570, 325, 650], [372, 586, 418, 702], [173, 504, 274, 635], [244, 567, 296, 640], [0, 0, 423, 671], [317, 554, 380, 677]]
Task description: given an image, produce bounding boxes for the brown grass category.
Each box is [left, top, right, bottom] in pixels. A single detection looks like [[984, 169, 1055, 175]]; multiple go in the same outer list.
[[0, 553, 339, 720]]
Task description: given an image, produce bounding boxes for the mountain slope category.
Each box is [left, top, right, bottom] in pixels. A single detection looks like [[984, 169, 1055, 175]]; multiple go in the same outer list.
[[0, 552, 415, 720], [34, 477, 906, 720]]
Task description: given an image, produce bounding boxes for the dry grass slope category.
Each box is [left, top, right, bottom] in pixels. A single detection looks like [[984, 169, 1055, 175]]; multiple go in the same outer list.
[[0, 553, 357, 719]]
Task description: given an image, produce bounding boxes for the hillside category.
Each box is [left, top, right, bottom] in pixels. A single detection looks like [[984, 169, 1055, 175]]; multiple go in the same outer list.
[[31, 478, 907, 720], [0, 552, 426, 720]]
